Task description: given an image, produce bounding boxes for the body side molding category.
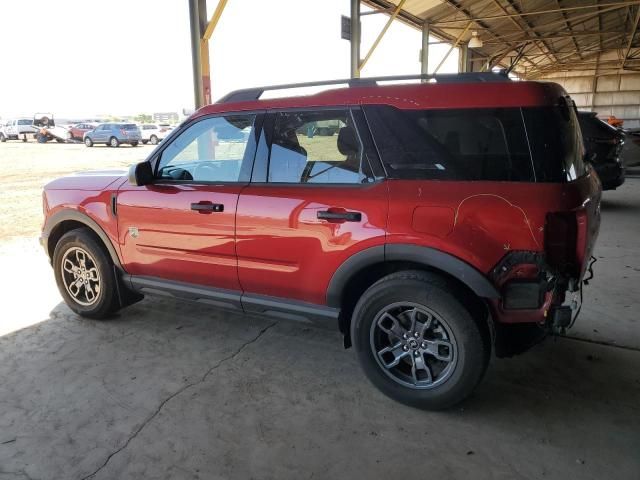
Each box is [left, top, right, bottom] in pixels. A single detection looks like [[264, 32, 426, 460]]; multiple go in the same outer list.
[[125, 275, 339, 328]]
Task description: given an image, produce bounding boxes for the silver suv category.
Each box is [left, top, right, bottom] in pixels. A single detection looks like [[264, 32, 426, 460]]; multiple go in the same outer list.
[[84, 123, 142, 147]]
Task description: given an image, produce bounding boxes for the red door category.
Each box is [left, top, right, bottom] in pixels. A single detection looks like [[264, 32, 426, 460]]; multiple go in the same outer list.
[[235, 108, 388, 305], [117, 184, 242, 289], [117, 112, 260, 291]]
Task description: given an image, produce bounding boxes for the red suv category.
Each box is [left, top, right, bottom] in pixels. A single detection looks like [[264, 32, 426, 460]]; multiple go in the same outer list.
[[41, 74, 601, 409]]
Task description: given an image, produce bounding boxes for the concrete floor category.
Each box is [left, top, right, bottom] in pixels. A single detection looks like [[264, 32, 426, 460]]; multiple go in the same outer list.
[[1, 174, 639, 479]]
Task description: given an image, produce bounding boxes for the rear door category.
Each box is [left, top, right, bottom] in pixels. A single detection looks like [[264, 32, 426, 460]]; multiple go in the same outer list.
[[117, 112, 262, 291], [93, 125, 108, 143], [235, 107, 388, 307]]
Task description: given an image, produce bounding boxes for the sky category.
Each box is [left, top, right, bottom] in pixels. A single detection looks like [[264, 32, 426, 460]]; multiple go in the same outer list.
[[0, 0, 459, 119]]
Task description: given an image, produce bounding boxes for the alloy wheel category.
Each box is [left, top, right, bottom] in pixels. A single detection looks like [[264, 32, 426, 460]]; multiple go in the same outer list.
[[370, 302, 458, 389], [60, 247, 101, 306]]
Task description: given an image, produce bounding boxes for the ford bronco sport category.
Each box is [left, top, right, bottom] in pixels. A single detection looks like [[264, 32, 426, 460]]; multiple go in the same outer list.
[[41, 73, 601, 410]]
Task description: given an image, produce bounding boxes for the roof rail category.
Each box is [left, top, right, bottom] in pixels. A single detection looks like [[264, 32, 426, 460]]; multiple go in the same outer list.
[[217, 71, 510, 104]]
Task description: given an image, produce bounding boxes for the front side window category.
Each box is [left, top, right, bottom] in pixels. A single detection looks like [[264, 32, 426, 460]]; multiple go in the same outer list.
[[157, 114, 256, 183], [364, 105, 534, 182], [268, 110, 372, 184]]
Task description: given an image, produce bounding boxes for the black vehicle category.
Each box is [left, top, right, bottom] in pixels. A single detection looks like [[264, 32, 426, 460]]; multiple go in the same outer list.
[[577, 111, 625, 190]]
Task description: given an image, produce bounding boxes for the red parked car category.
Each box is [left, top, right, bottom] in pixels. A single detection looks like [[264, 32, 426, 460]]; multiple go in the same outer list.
[[40, 73, 601, 409], [68, 123, 97, 141]]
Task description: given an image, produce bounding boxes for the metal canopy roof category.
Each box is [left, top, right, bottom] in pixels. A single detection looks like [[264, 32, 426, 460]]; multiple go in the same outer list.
[[363, 0, 640, 78]]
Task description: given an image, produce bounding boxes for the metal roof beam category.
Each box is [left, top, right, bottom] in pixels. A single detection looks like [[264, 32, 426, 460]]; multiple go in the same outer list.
[[555, 0, 582, 59], [622, 6, 640, 68], [431, 1, 640, 25], [437, 0, 539, 71], [500, 0, 559, 64], [481, 31, 628, 44]]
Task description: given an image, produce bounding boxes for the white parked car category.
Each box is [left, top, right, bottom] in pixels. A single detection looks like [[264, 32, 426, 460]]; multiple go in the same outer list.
[[139, 124, 168, 145], [0, 118, 36, 142]]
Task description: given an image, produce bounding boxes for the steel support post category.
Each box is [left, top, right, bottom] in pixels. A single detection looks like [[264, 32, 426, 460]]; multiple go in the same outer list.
[[421, 22, 430, 76], [188, 0, 204, 108], [350, 0, 361, 78]]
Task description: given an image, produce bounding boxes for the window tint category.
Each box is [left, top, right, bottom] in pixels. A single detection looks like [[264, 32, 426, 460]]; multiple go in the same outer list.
[[157, 115, 256, 183], [17, 119, 32, 125], [364, 105, 534, 182], [268, 110, 372, 184], [522, 104, 585, 182]]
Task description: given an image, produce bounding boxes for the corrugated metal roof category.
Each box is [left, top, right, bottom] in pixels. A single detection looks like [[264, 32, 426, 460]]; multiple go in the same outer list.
[[362, 0, 640, 78]]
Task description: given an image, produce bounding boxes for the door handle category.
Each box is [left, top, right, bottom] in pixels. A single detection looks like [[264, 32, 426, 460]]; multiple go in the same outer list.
[[317, 210, 362, 222], [191, 202, 224, 213]]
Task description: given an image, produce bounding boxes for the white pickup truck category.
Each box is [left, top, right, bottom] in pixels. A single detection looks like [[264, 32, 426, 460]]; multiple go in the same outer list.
[[0, 118, 36, 142]]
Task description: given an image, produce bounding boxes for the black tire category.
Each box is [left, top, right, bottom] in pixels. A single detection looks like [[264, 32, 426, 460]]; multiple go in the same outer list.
[[149, 135, 158, 145], [53, 228, 119, 319], [84, 136, 93, 147], [352, 270, 490, 410], [109, 136, 120, 147], [56, 138, 65, 143], [142, 140, 148, 145], [130, 141, 139, 147], [0, 133, 6, 142]]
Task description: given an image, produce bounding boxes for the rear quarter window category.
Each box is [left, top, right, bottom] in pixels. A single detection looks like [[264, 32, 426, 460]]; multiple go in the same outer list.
[[363, 105, 534, 182], [522, 104, 585, 182]]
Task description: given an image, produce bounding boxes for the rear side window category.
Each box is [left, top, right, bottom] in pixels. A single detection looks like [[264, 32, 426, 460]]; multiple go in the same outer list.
[[122, 124, 138, 130], [17, 119, 32, 125], [364, 106, 534, 182], [268, 110, 373, 184]]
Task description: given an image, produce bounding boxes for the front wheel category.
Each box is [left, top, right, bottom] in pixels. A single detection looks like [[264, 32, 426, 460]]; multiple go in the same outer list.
[[149, 135, 158, 145], [352, 271, 489, 410], [109, 136, 120, 147], [84, 137, 93, 147], [53, 228, 119, 319]]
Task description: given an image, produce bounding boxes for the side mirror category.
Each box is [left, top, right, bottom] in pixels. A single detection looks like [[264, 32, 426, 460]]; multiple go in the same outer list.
[[128, 161, 153, 186]]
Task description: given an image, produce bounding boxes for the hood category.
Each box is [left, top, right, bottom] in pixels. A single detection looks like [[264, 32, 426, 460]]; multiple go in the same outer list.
[[44, 170, 127, 191]]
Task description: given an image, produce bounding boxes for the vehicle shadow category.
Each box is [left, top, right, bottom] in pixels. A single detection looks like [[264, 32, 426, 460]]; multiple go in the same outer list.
[[600, 198, 637, 212], [1, 299, 639, 478]]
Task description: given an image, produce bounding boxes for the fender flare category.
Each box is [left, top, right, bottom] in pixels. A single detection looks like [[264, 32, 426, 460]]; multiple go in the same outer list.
[[326, 244, 499, 308], [41, 209, 122, 268]]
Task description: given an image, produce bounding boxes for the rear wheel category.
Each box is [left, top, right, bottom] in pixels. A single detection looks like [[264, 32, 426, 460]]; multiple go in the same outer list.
[[130, 141, 139, 147], [352, 271, 489, 410], [84, 137, 93, 147], [109, 136, 120, 147], [53, 228, 120, 319], [0, 133, 6, 142], [142, 140, 148, 145], [149, 135, 158, 145]]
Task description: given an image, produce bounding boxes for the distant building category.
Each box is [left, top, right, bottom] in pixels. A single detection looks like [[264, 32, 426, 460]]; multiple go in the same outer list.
[[153, 112, 179, 124]]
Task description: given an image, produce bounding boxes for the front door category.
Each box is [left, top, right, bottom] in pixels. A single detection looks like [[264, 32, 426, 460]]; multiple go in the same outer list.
[[117, 113, 261, 291], [236, 108, 388, 306]]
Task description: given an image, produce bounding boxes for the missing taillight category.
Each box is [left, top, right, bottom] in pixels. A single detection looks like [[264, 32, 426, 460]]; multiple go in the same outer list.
[[544, 212, 578, 275]]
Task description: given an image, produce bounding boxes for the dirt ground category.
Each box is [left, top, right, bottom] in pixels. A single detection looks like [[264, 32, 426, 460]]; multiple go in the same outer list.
[[0, 141, 639, 479]]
